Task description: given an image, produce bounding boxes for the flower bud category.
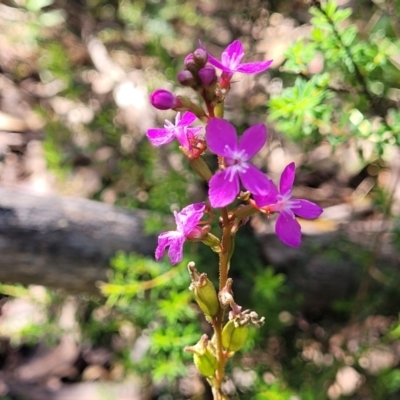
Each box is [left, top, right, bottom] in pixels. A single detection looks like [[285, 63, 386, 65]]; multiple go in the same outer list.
[[222, 319, 249, 352], [185, 334, 217, 377], [149, 89, 179, 110], [188, 262, 219, 318], [193, 48, 208, 67], [199, 66, 216, 86], [202, 232, 221, 253], [184, 53, 195, 67], [177, 70, 197, 87], [184, 53, 199, 75]]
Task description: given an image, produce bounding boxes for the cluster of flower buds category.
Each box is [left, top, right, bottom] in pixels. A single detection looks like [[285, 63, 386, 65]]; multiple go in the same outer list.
[[149, 41, 274, 114], [178, 49, 216, 89]]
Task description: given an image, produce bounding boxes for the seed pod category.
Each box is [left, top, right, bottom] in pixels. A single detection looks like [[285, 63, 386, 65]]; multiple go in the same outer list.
[[188, 262, 219, 318], [193, 347, 217, 377], [185, 334, 217, 377], [222, 320, 249, 352]]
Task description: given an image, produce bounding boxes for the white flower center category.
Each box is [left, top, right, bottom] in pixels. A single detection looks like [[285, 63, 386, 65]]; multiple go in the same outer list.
[[224, 146, 249, 181], [272, 191, 300, 215]]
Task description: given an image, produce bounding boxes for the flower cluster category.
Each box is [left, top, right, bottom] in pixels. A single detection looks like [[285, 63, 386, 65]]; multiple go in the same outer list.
[[147, 40, 323, 265]]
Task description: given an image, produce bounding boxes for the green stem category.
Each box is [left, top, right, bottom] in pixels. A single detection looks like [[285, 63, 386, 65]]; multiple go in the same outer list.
[[219, 207, 231, 290], [212, 313, 227, 396]]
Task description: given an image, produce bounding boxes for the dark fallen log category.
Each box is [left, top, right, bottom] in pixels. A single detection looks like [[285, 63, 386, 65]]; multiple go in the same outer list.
[[0, 187, 158, 292], [0, 186, 398, 313]]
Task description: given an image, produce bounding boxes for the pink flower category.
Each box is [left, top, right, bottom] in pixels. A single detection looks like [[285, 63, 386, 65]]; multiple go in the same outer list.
[[201, 40, 273, 87], [155, 203, 206, 265], [147, 111, 202, 150], [253, 163, 323, 247], [206, 118, 272, 208]]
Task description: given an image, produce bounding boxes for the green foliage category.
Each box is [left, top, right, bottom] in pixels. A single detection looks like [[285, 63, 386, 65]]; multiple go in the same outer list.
[[101, 251, 201, 383], [269, 0, 400, 154], [254, 382, 295, 400], [0, 284, 62, 346], [42, 120, 72, 179], [38, 42, 73, 89], [377, 369, 400, 394], [269, 74, 333, 143]]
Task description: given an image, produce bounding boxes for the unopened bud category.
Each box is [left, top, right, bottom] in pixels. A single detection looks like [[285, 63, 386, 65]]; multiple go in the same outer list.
[[193, 48, 208, 67], [199, 66, 216, 86], [185, 334, 217, 377], [188, 262, 219, 318], [184, 53, 195, 67], [184, 53, 200, 75], [202, 232, 221, 253], [222, 319, 249, 352], [177, 70, 197, 87], [149, 89, 179, 110]]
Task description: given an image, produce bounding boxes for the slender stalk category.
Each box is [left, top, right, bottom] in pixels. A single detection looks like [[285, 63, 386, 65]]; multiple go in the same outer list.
[[219, 207, 231, 290], [212, 312, 227, 397]]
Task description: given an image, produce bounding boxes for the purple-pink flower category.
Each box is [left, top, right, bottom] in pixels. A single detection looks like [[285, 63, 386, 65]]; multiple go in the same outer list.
[[201, 40, 273, 87], [155, 203, 206, 265], [206, 118, 272, 208], [147, 111, 202, 150], [252, 162, 323, 247]]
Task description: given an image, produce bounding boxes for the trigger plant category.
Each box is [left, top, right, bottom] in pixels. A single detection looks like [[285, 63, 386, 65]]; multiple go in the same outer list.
[[147, 39, 323, 399]]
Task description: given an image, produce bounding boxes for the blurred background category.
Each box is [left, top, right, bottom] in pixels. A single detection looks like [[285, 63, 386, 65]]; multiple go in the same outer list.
[[0, 0, 400, 399]]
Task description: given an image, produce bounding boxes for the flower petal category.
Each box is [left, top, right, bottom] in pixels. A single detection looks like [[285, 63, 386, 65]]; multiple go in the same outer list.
[[221, 40, 244, 71], [187, 126, 203, 138], [239, 164, 272, 196], [199, 40, 231, 72], [280, 162, 296, 195], [206, 118, 238, 156], [253, 181, 279, 207], [178, 111, 198, 127], [275, 211, 302, 247], [208, 58, 227, 71], [207, 55, 231, 73], [208, 169, 240, 208], [175, 203, 206, 235], [147, 128, 175, 146], [155, 230, 183, 263], [166, 234, 186, 265], [236, 59, 273, 74], [293, 199, 323, 219], [174, 127, 190, 149], [238, 123, 267, 159]]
